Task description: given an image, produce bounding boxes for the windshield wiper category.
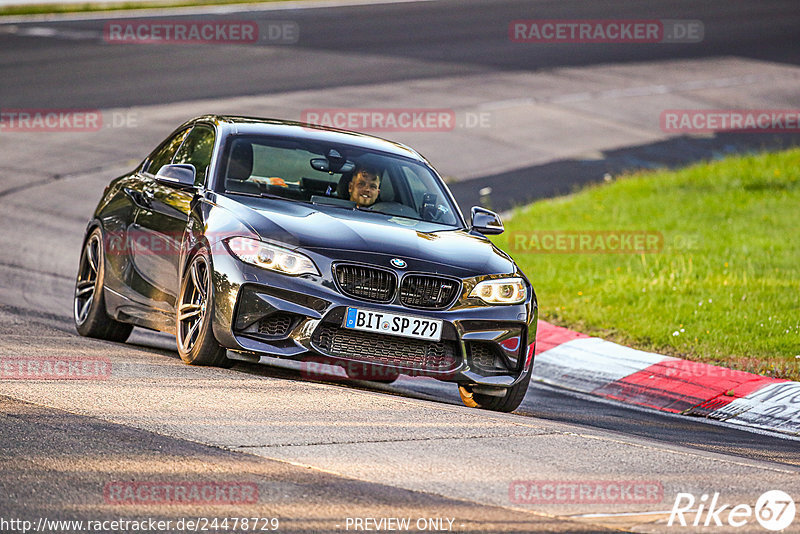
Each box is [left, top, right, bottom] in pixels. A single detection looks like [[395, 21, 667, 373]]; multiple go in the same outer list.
[[227, 190, 298, 202], [310, 195, 356, 208], [355, 206, 411, 219]]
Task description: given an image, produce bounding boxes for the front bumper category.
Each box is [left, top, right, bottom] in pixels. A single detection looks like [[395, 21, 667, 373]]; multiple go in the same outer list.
[[210, 250, 537, 388]]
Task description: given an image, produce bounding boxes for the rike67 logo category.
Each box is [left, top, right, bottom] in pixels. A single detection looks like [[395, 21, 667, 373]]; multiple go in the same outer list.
[[668, 490, 795, 531]]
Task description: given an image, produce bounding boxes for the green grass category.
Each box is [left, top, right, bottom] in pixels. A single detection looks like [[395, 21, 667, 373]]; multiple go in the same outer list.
[[493, 149, 800, 379], [0, 0, 298, 17]]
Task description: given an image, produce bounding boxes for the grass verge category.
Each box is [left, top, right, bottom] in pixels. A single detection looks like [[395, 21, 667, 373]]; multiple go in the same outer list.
[[492, 148, 800, 379], [0, 0, 297, 17]]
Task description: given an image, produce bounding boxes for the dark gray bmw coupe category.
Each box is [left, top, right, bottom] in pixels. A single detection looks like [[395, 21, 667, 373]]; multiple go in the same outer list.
[[74, 115, 538, 411]]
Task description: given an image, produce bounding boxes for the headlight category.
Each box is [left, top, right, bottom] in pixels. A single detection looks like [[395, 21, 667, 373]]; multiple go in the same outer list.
[[225, 237, 319, 276], [469, 277, 526, 305]]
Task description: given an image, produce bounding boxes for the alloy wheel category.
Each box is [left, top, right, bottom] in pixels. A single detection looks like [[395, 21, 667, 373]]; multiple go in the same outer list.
[[74, 233, 101, 325], [177, 255, 210, 354]]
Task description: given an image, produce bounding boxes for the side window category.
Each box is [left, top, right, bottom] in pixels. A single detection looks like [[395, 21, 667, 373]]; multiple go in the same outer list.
[[147, 129, 189, 176], [173, 125, 216, 187]]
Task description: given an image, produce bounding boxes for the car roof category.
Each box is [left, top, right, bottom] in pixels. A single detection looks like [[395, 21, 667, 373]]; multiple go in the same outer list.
[[185, 115, 429, 163]]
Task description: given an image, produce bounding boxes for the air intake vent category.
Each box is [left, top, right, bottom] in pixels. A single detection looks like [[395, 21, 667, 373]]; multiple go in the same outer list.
[[312, 324, 457, 371], [256, 313, 295, 337]]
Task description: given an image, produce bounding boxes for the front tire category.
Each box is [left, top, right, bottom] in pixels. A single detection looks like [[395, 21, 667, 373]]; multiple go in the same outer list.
[[176, 249, 231, 367], [74, 228, 133, 342], [458, 370, 532, 413]]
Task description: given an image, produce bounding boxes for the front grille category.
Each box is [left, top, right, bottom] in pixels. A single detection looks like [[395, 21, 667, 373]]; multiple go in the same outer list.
[[256, 313, 294, 337], [400, 275, 460, 309], [312, 324, 457, 371], [334, 264, 397, 302]]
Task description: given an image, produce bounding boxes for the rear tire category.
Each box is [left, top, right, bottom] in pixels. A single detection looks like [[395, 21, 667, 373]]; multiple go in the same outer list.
[[458, 370, 532, 412], [176, 249, 232, 367], [74, 228, 133, 342]]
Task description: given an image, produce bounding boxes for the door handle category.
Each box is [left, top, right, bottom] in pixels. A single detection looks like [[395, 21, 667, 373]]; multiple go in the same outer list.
[[123, 187, 152, 208]]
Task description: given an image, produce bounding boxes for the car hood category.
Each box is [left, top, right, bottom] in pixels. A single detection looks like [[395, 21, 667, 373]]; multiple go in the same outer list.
[[220, 195, 516, 276]]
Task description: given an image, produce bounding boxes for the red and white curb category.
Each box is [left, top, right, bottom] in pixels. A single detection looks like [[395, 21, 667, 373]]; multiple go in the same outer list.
[[531, 321, 800, 436]]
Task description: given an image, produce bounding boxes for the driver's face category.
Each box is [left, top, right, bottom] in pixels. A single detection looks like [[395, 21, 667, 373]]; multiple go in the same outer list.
[[349, 172, 380, 207]]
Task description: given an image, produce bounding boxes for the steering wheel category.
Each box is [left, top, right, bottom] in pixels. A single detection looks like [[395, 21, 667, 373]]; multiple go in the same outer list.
[[419, 203, 450, 222]]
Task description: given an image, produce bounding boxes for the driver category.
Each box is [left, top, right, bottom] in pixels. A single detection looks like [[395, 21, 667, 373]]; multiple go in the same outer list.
[[348, 165, 381, 207]]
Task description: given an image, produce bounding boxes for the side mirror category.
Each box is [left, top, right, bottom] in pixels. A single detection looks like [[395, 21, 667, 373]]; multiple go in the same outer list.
[[155, 164, 196, 188], [471, 206, 504, 235]]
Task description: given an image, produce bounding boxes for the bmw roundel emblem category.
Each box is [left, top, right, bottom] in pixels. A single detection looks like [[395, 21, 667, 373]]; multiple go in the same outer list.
[[391, 258, 407, 269]]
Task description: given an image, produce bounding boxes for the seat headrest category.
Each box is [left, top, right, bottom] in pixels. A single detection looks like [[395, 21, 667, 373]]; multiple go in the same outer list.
[[227, 141, 253, 182], [336, 172, 354, 199]]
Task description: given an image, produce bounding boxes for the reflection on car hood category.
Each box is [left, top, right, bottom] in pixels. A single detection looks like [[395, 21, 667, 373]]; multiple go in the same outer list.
[[224, 195, 515, 276]]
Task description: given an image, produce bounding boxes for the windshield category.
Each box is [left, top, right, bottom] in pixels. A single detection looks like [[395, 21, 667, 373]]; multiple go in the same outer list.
[[218, 135, 461, 227]]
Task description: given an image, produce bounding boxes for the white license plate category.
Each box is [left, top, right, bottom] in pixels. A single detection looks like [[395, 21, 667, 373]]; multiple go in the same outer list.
[[343, 307, 442, 342]]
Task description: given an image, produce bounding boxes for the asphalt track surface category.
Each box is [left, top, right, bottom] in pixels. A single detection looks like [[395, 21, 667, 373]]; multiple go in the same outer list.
[[1, 0, 800, 108], [2, 1, 800, 532]]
